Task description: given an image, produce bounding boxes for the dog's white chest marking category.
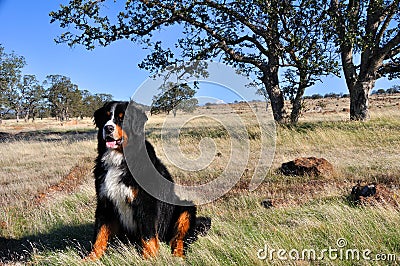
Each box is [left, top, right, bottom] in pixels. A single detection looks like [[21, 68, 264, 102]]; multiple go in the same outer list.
[[99, 150, 137, 233]]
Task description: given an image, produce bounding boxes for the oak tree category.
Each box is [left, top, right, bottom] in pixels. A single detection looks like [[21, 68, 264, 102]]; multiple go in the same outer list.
[[0, 44, 26, 122], [330, 0, 400, 120], [151, 82, 197, 117], [45, 75, 82, 121], [20, 75, 46, 122]]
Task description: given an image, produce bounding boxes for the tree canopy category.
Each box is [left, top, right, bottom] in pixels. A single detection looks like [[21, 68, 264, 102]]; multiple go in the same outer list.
[[0, 44, 26, 119], [151, 82, 198, 117]]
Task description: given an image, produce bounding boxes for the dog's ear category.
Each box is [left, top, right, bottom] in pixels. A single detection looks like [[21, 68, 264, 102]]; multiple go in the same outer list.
[[125, 103, 148, 136], [93, 103, 108, 128]]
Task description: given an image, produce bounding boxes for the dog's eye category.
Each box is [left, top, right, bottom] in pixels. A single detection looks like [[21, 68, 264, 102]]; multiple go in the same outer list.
[[118, 113, 124, 121]]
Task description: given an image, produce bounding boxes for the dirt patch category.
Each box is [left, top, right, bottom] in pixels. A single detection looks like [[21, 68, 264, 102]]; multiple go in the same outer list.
[[260, 179, 345, 208], [280, 157, 334, 177], [34, 158, 93, 204], [350, 182, 400, 208], [260, 178, 400, 209]]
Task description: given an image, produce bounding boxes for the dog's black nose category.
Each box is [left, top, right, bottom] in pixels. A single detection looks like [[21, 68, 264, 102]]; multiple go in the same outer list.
[[104, 125, 114, 134]]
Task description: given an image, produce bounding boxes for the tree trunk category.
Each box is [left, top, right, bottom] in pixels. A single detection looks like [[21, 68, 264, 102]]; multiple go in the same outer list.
[[349, 79, 375, 121], [24, 110, 30, 122], [290, 82, 307, 124], [290, 102, 301, 124], [268, 85, 285, 123], [16, 109, 20, 123], [263, 11, 286, 124], [262, 68, 286, 123]]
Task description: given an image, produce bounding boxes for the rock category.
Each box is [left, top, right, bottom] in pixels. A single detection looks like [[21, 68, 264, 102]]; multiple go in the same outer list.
[[350, 182, 399, 207], [261, 199, 274, 209], [280, 157, 334, 176], [351, 182, 376, 199]]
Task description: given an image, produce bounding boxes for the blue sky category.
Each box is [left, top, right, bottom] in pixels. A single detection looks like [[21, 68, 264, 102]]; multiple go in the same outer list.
[[0, 0, 398, 102]]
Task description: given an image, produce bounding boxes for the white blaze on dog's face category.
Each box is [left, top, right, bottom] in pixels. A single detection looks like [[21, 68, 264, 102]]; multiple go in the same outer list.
[[103, 103, 126, 150]]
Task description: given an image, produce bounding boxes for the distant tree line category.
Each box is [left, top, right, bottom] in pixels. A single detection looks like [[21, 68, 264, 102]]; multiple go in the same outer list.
[[303, 93, 349, 100], [305, 85, 400, 100], [0, 44, 113, 123], [372, 85, 400, 95]]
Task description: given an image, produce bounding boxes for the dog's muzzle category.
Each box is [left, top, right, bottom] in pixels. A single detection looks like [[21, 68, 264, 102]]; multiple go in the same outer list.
[[103, 124, 123, 149]]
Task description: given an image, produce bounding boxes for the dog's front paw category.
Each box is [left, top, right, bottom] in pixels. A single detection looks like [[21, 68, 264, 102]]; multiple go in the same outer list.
[[83, 251, 100, 262]]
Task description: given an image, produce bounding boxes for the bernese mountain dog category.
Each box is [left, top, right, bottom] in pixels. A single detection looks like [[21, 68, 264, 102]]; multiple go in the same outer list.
[[87, 101, 211, 260]]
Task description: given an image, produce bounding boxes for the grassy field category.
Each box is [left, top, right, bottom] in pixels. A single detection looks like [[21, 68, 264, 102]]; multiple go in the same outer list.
[[1, 95, 400, 265]]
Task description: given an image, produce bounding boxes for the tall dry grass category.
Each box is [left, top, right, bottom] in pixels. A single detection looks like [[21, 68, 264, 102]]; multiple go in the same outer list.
[[1, 96, 400, 265]]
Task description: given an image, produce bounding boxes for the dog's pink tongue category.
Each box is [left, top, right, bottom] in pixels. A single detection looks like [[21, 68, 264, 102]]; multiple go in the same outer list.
[[106, 141, 117, 149]]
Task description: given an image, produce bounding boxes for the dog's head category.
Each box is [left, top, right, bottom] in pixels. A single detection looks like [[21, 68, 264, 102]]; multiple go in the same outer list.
[[94, 101, 148, 152], [94, 101, 129, 151]]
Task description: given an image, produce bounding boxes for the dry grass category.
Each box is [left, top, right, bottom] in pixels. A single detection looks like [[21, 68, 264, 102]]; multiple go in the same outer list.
[[0, 119, 96, 241], [1, 95, 400, 265]]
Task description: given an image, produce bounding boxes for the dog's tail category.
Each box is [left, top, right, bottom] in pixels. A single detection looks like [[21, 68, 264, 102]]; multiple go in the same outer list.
[[195, 216, 211, 237], [186, 216, 211, 244]]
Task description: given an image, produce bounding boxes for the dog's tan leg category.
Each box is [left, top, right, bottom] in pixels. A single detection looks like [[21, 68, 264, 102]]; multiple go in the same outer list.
[[170, 211, 190, 257], [85, 224, 112, 261], [141, 236, 160, 258]]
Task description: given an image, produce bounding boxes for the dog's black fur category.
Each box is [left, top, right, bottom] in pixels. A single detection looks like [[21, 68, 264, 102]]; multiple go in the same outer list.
[[88, 101, 210, 259]]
